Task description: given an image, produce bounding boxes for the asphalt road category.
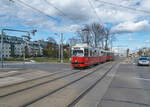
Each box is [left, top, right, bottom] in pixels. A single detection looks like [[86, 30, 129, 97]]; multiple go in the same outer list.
[[0, 58, 150, 107], [1, 62, 72, 73], [0, 62, 115, 107]]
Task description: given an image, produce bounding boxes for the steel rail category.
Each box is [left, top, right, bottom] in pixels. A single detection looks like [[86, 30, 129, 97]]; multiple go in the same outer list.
[[0, 70, 81, 97], [0, 71, 62, 88], [20, 62, 112, 107], [67, 63, 116, 107]]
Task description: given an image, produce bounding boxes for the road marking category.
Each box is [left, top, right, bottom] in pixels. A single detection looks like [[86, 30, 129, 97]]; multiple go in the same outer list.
[[134, 77, 150, 81]]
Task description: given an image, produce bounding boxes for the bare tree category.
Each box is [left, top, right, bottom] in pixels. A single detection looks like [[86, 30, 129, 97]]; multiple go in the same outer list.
[[76, 25, 92, 45], [47, 37, 57, 44], [74, 22, 115, 50], [90, 23, 105, 48], [68, 37, 80, 46], [82, 25, 92, 45]]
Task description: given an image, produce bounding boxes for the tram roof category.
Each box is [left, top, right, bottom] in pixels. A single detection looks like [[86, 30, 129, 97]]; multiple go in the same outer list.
[[72, 43, 92, 48], [72, 43, 113, 53], [102, 50, 113, 53]]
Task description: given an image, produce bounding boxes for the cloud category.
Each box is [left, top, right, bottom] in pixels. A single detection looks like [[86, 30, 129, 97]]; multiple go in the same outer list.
[[145, 40, 150, 43], [111, 20, 150, 34], [128, 38, 135, 41], [51, 24, 81, 32], [0, 0, 150, 33]]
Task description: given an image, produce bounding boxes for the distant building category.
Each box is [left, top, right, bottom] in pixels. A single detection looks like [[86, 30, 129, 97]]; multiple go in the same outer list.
[[30, 41, 43, 56], [14, 44, 25, 57], [0, 34, 43, 58], [0, 34, 25, 58], [1, 43, 11, 58]]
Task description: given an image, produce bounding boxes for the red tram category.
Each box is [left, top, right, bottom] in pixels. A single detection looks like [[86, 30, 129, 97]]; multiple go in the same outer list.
[[71, 43, 114, 68]]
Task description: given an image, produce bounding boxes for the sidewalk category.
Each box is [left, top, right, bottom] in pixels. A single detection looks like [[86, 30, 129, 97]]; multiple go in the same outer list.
[[99, 63, 150, 107]]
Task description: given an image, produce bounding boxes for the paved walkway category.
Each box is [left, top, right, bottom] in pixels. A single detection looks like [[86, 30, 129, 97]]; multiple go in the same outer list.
[[99, 63, 150, 107]]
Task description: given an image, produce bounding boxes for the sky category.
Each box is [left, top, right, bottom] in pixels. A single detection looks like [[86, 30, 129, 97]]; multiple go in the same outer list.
[[0, 0, 150, 53]]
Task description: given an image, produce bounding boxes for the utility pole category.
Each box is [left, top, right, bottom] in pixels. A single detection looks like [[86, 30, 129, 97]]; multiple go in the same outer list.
[[54, 33, 64, 63], [82, 28, 89, 45], [60, 33, 64, 63], [54, 33, 61, 62], [1, 30, 4, 68]]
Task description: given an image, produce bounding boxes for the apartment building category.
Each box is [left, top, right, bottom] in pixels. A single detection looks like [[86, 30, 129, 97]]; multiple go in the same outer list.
[[30, 41, 43, 56], [0, 43, 11, 58], [0, 34, 43, 58], [0, 34, 25, 58]]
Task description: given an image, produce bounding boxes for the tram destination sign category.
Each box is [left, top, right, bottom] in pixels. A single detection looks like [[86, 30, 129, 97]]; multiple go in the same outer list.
[[74, 47, 80, 50]]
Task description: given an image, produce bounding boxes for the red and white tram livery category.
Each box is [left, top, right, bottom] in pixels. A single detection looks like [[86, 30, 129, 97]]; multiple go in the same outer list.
[[71, 43, 114, 68]]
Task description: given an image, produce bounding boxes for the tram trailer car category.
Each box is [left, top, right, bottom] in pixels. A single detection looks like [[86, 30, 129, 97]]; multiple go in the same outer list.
[[104, 51, 115, 61], [71, 43, 114, 68]]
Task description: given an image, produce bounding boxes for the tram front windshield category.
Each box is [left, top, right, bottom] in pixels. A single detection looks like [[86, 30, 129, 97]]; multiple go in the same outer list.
[[72, 50, 84, 57]]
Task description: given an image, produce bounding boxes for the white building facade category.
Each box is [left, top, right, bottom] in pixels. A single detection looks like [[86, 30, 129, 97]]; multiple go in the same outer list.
[[0, 35, 25, 58], [14, 43, 25, 57], [0, 43, 11, 58], [0, 34, 43, 58]]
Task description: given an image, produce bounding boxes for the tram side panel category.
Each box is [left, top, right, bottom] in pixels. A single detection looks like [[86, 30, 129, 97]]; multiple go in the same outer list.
[[106, 56, 111, 61], [72, 57, 86, 67], [111, 55, 115, 61]]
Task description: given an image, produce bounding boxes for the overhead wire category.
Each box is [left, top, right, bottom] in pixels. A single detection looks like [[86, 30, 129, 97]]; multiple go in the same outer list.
[[87, 0, 104, 25], [95, 0, 150, 15], [44, 0, 79, 24], [12, 0, 59, 22], [11, 0, 81, 33], [14, 0, 81, 31]]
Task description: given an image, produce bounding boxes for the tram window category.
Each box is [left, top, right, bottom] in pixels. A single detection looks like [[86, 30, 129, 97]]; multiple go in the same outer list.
[[84, 49, 89, 57], [94, 50, 97, 56], [99, 51, 101, 56], [72, 50, 84, 57], [110, 53, 112, 56], [104, 52, 107, 56], [101, 51, 104, 56], [90, 50, 93, 56], [107, 53, 109, 56]]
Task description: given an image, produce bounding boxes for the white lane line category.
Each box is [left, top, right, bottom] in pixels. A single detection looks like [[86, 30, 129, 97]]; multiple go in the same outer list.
[[134, 77, 150, 81]]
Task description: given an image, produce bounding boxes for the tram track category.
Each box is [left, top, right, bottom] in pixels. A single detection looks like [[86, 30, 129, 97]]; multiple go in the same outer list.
[[0, 69, 82, 97], [0, 64, 103, 97], [0, 70, 38, 79], [67, 63, 116, 107], [19, 62, 113, 107], [0, 71, 62, 88]]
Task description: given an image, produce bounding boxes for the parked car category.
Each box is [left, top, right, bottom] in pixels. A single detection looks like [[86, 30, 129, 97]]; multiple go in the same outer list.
[[138, 57, 150, 66]]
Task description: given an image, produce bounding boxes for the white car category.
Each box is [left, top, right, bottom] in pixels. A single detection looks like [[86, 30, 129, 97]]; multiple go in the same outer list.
[[138, 57, 150, 66]]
